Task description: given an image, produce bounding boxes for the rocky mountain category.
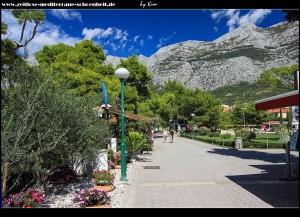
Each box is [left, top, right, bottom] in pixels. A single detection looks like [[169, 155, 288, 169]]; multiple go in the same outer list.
[[106, 21, 299, 91]]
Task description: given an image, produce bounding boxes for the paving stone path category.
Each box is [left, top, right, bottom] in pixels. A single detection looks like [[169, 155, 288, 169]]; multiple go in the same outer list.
[[120, 136, 299, 208]]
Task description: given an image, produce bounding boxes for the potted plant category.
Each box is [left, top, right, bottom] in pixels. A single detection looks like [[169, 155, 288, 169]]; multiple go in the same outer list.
[[92, 170, 115, 192], [113, 153, 121, 169], [73, 188, 111, 208], [125, 132, 151, 161]]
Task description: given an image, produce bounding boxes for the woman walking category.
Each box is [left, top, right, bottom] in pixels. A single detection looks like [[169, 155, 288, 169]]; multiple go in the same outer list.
[[162, 128, 168, 143]]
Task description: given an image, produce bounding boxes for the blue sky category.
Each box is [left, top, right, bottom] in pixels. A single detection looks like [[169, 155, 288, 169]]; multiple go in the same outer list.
[[2, 9, 286, 58]]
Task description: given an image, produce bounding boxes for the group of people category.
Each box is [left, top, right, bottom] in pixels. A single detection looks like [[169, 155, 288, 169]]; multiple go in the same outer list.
[[162, 128, 175, 143]]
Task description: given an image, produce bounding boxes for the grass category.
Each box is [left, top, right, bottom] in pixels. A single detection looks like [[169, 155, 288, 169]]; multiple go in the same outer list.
[[251, 134, 281, 144]]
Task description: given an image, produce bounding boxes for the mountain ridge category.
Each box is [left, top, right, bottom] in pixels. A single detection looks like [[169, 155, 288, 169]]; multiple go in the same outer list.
[[106, 21, 299, 91]]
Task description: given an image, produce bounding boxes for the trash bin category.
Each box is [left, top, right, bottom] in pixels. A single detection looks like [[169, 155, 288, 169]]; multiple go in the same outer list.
[[235, 137, 243, 149]]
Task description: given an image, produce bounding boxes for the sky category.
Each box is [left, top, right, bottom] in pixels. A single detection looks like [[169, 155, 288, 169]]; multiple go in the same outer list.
[[1, 9, 287, 58]]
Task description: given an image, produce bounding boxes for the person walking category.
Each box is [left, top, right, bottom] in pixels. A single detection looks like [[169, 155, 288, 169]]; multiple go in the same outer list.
[[169, 128, 175, 143], [162, 128, 168, 143], [147, 127, 154, 146]]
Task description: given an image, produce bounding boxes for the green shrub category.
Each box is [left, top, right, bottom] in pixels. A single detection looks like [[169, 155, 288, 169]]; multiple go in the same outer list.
[[208, 132, 220, 137], [197, 126, 211, 135], [220, 133, 231, 139], [235, 128, 256, 141]]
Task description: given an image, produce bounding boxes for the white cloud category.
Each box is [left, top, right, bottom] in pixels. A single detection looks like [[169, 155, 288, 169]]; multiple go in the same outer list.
[[114, 28, 128, 42], [128, 45, 139, 54], [238, 9, 271, 25], [209, 9, 272, 31], [147, 35, 153, 40], [49, 10, 82, 22], [110, 42, 117, 52], [101, 27, 114, 38], [82, 27, 114, 40], [114, 29, 123, 39], [82, 27, 102, 40], [213, 27, 218, 32], [140, 40, 144, 47], [133, 35, 140, 42], [1, 10, 80, 56], [156, 32, 176, 49]]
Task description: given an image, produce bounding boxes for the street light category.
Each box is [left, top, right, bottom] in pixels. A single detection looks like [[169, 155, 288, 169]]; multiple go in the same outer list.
[[115, 68, 130, 181], [241, 108, 246, 128], [191, 114, 195, 140]]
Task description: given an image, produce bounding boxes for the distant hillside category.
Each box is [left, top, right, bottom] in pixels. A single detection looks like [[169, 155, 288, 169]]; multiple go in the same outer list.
[[106, 21, 299, 91], [210, 82, 291, 106]]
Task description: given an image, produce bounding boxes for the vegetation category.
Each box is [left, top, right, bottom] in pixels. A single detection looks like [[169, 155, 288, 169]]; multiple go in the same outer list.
[[125, 132, 151, 155]]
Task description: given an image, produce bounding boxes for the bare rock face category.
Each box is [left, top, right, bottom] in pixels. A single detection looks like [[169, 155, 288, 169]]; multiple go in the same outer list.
[[106, 21, 299, 91]]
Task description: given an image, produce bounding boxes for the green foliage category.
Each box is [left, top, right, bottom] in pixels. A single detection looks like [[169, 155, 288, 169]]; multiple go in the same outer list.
[[235, 128, 256, 141], [220, 133, 231, 139], [36, 40, 111, 97], [197, 126, 211, 135], [1, 39, 24, 69], [257, 64, 298, 90], [1, 60, 111, 195], [210, 81, 292, 106], [230, 103, 270, 126], [208, 132, 220, 137], [125, 132, 151, 154], [117, 55, 152, 107], [1, 22, 7, 34]]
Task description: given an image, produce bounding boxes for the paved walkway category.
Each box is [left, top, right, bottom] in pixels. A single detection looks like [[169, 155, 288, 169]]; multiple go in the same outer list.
[[120, 136, 299, 208]]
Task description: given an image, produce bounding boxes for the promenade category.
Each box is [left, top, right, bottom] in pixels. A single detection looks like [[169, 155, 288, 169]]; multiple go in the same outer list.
[[120, 136, 299, 208]]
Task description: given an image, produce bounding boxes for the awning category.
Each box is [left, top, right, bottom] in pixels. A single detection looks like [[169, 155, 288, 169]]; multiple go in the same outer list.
[[109, 108, 154, 123], [255, 90, 299, 110]]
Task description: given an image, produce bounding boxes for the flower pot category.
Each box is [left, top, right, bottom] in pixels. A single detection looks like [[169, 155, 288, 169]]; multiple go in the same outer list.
[[93, 185, 114, 192], [86, 204, 111, 208]]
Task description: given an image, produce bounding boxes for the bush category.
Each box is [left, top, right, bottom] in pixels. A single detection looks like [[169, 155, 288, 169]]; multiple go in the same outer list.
[[208, 132, 220, 137], [197, 126, 211, 135], [1, 60, 111, 195], [220, 133, 231, 139], [47, 165, 77, 183], [235, 128, 256, 141]]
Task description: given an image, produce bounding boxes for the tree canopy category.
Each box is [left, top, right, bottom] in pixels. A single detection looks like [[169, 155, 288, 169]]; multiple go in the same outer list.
[[36, 40, 118, 97], [257, 64, 298, 90]]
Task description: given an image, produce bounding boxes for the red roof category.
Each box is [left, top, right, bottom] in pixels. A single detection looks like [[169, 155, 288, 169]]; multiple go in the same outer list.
[[255, 90, 299, 110]]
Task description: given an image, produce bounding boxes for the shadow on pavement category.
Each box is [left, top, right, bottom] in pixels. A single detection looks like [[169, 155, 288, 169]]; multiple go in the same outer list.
[[137, 157, 152, 162], [226, 164, 299, 208], [207, 148, 299, 164]]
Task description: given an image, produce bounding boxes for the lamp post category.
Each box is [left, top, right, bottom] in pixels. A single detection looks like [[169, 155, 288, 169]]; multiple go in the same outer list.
[[115, 68, 130, 181], [169, 119, 172, 131], [242, 108, 246, 128], [191, 114, 195, 140]]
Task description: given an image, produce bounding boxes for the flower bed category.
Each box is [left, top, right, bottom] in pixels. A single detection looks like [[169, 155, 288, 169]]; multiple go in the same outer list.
[[73, 188, 111, 208], [3, 188, 45, 208]]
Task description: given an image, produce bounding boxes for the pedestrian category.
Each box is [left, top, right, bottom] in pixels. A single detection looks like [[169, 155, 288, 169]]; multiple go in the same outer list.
[[147, 127, 154, 146], [169, 128, 175, 143], [162, 128, 168, 143]]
